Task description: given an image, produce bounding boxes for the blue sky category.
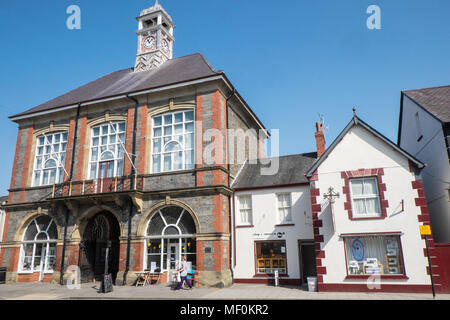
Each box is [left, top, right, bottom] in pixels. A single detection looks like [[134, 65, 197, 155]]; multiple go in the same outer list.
[[0, 0, 449, 195]]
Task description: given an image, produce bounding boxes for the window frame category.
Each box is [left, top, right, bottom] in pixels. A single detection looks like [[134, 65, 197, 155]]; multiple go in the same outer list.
[[18, 216, 57, 274], [144, 207, 197, 272], [88, 121, 126, 180], [32, 131, 68, 187], [349, 177, 382, 218], [276, 193, 293, 224], [342, 234, 407, 279], [254, 240, 288, 275], [237, 194, 253, 226], [150, 110, 195, 174]]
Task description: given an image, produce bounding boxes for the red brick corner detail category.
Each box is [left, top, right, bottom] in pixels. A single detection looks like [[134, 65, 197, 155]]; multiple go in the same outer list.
[[341, 168, 388, 220]]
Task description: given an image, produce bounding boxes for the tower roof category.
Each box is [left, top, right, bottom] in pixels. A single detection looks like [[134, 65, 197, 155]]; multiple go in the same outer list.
[[139, 0, 173, 24]]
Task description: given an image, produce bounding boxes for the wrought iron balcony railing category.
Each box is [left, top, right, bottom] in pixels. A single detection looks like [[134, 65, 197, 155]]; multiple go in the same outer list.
[[51, 175, 144, 198]]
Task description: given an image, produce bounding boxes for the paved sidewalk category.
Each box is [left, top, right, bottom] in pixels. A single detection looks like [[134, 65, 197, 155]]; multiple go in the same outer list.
[[0, 282, 449, 300]]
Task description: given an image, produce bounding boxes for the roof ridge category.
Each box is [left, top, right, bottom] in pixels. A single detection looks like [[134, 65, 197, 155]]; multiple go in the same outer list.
[[402, 84, 450, 93]]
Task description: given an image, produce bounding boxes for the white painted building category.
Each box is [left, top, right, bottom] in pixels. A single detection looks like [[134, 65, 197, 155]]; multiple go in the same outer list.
[[231, 154, 317, 285], [305, 114, 435, 293], [398, 86, 450, 243]]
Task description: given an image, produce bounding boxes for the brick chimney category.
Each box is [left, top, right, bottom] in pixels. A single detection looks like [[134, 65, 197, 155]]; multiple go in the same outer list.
[[315, 122, 326, 158]]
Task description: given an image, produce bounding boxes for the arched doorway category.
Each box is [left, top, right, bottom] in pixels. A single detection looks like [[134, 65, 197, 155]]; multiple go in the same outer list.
[[145, 206, 197, 273], [79, 212, 120, 284]]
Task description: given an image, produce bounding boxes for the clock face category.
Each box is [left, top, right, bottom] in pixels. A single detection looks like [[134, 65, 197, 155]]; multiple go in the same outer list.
[[143, 36, 155, 50], [162, 39, 169, 53]]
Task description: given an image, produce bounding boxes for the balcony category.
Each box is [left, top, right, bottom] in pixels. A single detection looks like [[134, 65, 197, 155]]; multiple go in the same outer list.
[[51, 175, 144, 199]]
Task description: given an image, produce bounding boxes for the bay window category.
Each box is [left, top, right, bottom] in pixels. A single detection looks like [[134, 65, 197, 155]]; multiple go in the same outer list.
[[151, 110, 194, 173], [32, 132, 68, 186], [89, 122, 126, 179]]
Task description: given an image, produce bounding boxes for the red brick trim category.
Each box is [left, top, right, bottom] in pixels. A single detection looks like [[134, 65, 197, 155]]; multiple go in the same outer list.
[[236, 225, 254, 228], [345, 275, 409, 280], [319, 283, 432, 293], [234, 278, 300, 285], [341, 168, 388, 220], [309, 170, 326, 288], [410, 178, 447, 292]]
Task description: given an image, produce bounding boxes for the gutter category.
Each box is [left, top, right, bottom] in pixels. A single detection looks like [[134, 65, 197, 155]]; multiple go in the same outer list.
[[225, 88, 235, 283], [59, 103, 81, 285], [123, 95, 139, 285]]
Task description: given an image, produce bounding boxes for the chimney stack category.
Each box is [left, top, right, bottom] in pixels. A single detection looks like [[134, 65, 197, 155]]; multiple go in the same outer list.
[[315, 122, 326, 158]]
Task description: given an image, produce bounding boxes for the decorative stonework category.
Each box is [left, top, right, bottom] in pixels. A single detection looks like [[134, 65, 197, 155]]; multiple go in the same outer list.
[[134, 51, 168, 72]]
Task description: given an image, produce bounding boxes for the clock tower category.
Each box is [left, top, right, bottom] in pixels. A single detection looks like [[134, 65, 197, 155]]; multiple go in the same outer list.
[[134, 1, 175, 72]]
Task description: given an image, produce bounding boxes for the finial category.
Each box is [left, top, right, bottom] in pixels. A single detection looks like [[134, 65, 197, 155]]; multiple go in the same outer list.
[[352, 107, 357, 116], [155, 0, 159, 6]]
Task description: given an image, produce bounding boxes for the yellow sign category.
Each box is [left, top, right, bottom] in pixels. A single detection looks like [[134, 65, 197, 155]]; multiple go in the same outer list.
[[420, 225, 432, 236]]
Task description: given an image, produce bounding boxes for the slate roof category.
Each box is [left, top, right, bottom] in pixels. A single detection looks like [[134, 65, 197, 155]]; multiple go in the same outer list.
[[403, 85, 450, 123], [232, 152, 317, 190], [10, 53, 220, 119]]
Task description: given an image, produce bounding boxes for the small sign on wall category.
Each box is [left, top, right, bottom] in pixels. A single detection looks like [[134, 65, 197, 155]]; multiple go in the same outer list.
[[420, 225, 431, 236]]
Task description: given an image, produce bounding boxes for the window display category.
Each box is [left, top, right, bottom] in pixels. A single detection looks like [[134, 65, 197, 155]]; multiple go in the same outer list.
[[344, 235, 404, 275], [255, 241, 287, 274]]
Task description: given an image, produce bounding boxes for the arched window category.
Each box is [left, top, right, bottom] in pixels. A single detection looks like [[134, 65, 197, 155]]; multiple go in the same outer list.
[[33, 131, 68, 186], [89, 121, 126, 179], [19, 216, 57, 273], [145, 206, 196, 272], [151, 110, 194, 173]]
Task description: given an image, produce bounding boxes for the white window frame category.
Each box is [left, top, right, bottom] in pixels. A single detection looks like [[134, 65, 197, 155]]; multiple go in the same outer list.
[[18, 217, 57, 274], [88, 121, 126, 180], [349, 177, 382, 218], [144, 209, 196, 272], [150, 110, 195, 174], [32, 131, 68, 187], [276, 193, 293, 224], [237, 195, 253, 226]]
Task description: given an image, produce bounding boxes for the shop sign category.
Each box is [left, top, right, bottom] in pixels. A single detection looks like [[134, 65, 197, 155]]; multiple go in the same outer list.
[[252, 232, 286, 240]]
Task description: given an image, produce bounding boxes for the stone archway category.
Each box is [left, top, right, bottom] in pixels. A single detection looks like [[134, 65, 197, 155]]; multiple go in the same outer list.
[[79, 211, 120, 284]]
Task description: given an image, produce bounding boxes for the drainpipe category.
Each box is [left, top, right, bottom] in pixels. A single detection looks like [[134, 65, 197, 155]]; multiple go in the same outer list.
[[123, 95, 139, 285], [60, 104, 81, 285], [225, 88, 235, 283]]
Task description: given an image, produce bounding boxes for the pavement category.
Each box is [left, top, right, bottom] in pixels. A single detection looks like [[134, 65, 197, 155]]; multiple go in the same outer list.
[[0, 282, 449, 300]]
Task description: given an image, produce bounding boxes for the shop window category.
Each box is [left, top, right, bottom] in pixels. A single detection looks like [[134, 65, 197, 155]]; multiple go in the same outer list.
[[350, 177, 381, 217], [255, 241, 287, 274], [238, 195, 252, 225], [277, 193, 292, 224], [19, 215, 57, 273], [145, 206, 196, 272], [344, 235, 405, 276]]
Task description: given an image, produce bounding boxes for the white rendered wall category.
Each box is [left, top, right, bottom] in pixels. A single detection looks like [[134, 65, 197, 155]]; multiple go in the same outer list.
[[399, 95, 450, 242], [233, 186, 313, 280], [315, 125, 431, 285]]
